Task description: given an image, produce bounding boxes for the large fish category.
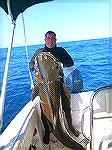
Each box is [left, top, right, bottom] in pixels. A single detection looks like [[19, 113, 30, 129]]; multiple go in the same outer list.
[[33, 52, 89, 150]]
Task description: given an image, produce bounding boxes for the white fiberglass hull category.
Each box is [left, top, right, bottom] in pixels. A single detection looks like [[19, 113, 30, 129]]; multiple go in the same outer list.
[[0, 87, 112, 150]]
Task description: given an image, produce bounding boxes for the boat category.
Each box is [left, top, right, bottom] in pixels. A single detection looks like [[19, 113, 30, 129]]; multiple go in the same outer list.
[[0, 1, 112, 150]]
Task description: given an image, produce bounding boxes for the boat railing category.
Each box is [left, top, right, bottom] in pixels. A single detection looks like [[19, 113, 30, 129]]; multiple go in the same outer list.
[[81, 105, 91, 141], [90, 85, 112, 150]]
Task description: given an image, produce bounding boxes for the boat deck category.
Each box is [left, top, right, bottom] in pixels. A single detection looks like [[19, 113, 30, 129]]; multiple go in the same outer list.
[[0, 88, 112, 150], [31, 114, 112, 150], [31, 132, 74, 150]]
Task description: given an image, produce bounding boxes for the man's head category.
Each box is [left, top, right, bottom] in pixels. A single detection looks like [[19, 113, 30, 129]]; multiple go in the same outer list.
[[45, 31, 57, 48]]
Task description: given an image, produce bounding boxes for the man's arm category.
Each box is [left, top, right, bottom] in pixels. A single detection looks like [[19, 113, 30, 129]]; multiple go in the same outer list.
[[60, 48, 74, 67]]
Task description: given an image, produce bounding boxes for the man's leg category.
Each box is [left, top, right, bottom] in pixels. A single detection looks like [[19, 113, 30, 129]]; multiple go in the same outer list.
[[41, 112, 51, 144]]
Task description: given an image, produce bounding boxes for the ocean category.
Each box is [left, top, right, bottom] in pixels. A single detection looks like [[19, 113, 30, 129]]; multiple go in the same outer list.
[[0, 37, 112, 131]]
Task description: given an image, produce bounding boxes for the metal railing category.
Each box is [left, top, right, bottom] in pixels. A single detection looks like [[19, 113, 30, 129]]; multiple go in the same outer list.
[[90, 85, 112, 150]]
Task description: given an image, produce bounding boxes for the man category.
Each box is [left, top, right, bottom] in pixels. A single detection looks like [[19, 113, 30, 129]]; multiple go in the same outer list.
[[29, 31, 79, 144], [29, 31, 74, 70]]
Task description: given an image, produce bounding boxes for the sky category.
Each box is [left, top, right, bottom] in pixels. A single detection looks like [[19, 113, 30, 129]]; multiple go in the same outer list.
[[0, 0, 112, 48]]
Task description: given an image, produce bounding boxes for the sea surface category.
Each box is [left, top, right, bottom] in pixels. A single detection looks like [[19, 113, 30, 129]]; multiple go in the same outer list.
[[0, 37, 112, 131]]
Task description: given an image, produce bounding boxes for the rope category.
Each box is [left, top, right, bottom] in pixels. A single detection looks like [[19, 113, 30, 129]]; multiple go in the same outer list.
[[22, 13, 34, 89]]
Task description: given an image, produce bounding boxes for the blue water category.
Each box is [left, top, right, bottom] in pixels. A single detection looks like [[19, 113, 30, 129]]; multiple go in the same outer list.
[[0, 37, 112, 131]]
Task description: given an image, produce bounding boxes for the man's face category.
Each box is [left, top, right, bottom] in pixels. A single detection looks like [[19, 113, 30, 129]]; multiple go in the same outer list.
[[45, 33, 56, 48]]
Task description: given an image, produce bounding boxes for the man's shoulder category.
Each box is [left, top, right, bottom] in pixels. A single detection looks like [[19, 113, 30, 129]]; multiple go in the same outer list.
[[56, 47, 65, 51], [57, 46, 64, 49]]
